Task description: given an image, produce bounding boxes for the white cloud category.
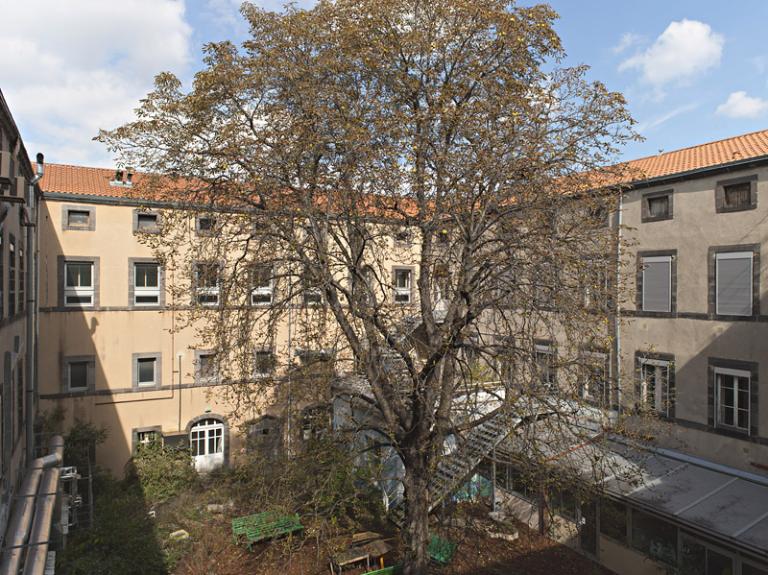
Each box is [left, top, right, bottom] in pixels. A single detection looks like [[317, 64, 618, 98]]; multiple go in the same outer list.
[[635, 103, 698, 134], [716, 91, 768, 119], [612, 33, 642, 55], [619, 20, 723, 90], [0, 0, 193, 167]]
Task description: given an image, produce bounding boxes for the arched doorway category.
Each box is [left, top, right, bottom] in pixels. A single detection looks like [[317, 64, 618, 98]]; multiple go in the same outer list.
[[189, 417, 225, 472]]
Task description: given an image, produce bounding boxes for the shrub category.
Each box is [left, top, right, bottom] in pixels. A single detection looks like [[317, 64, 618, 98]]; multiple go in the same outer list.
[[129, 441, 198, 504]]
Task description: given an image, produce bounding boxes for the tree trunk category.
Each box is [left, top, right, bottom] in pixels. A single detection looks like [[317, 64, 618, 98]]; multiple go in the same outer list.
[[402, 449, 431, 575]]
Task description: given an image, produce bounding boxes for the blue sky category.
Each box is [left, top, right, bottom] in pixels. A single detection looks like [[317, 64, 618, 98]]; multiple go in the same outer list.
[[2, 0, 768, 166]]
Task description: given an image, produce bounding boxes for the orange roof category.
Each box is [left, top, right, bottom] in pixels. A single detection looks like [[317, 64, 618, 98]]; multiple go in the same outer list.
[[621, 127, 768, 183], [39, 128, 768, 200]]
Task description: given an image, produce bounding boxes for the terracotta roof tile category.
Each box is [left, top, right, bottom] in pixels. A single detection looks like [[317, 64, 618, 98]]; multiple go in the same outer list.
[[39, 128, 768, 199]]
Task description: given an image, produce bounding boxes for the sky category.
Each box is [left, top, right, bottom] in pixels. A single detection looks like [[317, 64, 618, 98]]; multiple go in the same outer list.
[[2, 0, 768, 167]]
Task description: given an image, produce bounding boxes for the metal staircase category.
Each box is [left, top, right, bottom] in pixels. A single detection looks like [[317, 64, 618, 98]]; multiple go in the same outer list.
[[389, 411, 511, 526]]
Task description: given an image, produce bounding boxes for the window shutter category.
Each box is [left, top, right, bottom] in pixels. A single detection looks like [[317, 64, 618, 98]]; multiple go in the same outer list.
[[642, 257, 671, 312], [716, 253, 752, 316]]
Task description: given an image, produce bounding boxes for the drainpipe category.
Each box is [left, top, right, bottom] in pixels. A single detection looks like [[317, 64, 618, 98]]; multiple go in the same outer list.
[[613, 189, 624, 416], [0, 434, 63, 575], [24, 153, 43, 463]]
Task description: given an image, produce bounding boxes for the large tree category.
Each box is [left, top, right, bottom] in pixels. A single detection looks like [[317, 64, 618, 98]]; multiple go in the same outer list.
[[101, 1, 638, 572]]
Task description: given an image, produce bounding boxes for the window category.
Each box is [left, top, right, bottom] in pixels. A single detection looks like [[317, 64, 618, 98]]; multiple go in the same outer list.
[[62, 205, 95, 231], [134, 211, 160, 233], [641, 190, 673, 222], [196, 351, 218, 384], [8, 235, 15, 315], [715, 367, 750, 433], [534, 261, 557, 309], [582, 352, 609, 406], [15, 365, 23, 441], [18, 245, 23, 314], [254, 350, 275, 377], [743, 563, 768, 575], [631, 510, 677, 566], [133, 262, 160, 306], [303, 287, 322, 305], [638, 357, 672, 416], [393, 268, 412, 304], [67, 210, 90, 228], [194, 263, 220, 306], [196, 215, 216, 235], [680, 534, 740, 575], [715, 251, 754, 316], [251, 264, 273, 305], [135, 429, 161, 452], [716, 176, 757, 213], [534, 343, 556, 389], [65, 358, 93, 392], [0, 225, 4, 319], [599, 499, 627, 544], [582, 259, 610, 311], [639, 254, 673, 313], [301, 405, 330, 441], [64, 261, 95, 306], [393, 229, 412, 245], [134, 354, 160, 388]]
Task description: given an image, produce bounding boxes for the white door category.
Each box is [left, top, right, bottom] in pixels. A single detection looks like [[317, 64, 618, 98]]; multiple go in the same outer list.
[[190, 418, 224, 472]]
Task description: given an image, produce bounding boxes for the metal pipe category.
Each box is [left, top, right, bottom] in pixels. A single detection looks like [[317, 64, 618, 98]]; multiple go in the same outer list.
[[22, 464, 61, 575], [0, 434, 62, 575]]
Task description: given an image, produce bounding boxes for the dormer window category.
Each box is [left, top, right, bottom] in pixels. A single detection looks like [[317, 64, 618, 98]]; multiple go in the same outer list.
[[110, 168, 133, 187]]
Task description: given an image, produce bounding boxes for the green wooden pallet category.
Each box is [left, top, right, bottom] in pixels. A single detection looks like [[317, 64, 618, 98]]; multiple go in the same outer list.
[[362, 566, 402, 575], [428, 534, 457, 565], [231, 512, 303, 548]]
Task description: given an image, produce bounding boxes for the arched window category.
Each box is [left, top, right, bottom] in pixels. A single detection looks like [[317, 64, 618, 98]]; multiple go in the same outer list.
[[189, 417, 225, 472]]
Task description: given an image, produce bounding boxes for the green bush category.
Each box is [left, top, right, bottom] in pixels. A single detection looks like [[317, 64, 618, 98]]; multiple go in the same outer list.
[[129, 441, 198, 504]]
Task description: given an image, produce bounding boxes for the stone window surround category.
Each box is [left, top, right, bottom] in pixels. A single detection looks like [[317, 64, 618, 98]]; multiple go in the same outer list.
[[715, 174, 757, 214], [391, 265, 415, 305], [194, 349, 219, 385], [635, 249, 677, 317], [707, 244, 760, 320], [195, 214, 217, 236], [707, 357, 758, 438], [61, 204, 96, 231], [634, 350, 676, 419], [132, 209, 162, 234], [132, 352, 162, 390], [61, 355, 96, 393], [640, 189, 674, 223], [128, 258, 165, 308], [131, 425, 163, 454], [57, 255, 100, 309], [580, 348, 612, 408]]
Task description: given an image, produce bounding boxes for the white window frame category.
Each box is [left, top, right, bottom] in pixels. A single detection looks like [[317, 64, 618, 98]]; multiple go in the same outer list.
[[195, 263, 220, 306], [535, 343, 556, 389], [64, 261, 95, 307], [190, 418, 224, 457], [67, 360, 90, 391], [714, 367, 750, 433], [715, 251, 753, 316], [638, 357, 670, 416], [251, 266, 273, 306], [303, 287, 323, 306], [196, 352, 219, 384], [582, 351, 608, 405], [641, 255, 672, 313], [136, 357, 158, 387], [393, 268, 412, 304], [137, 430, 161, 447], [134, 262, 160, 306]]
